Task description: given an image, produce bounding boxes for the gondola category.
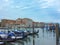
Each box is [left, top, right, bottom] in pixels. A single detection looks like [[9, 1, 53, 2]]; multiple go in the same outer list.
[[12, 30, 28, 40], [0, 32, 16, 42], [28, 30, 39, 35]]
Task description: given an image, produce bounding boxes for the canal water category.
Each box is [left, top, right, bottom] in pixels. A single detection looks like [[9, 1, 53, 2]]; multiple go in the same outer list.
[[0, 28, 56, 45]]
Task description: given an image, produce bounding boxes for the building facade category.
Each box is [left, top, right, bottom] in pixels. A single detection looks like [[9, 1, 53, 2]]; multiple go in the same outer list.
[[0, 18, 45, 28], [1, 19, 16, 28], [0, 18, 34, 28]]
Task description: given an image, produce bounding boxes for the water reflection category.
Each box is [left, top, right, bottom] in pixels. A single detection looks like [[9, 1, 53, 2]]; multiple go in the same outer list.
[[33, 35, 35, 45], [0, 28, 56, 45]]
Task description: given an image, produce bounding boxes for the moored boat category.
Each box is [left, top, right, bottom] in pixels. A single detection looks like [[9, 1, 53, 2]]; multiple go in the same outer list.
[[28, 30, 39, 35], [0, 32, 16, 42], [12, 30, 27, 40], [0, 42, 5, 45]]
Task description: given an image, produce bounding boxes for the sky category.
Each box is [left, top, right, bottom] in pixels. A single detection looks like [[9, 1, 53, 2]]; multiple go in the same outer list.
[[0, 0, 60, 23]]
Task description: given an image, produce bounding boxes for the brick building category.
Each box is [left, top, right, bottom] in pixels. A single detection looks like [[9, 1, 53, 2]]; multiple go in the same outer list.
[[0, 18, 45, 28], [32, 22, 45, 28], [0, 18, 33, 28], [1, 19, 16, 28]]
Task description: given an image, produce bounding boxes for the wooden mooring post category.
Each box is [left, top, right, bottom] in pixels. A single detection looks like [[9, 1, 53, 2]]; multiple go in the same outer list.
[[32, 22, 34, 34], [55, 23, 59, 45]]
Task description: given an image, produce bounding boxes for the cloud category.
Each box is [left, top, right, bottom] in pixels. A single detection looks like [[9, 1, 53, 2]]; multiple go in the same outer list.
[[57, 9, 60, 13], [0, 0, 60, 23], [0, 0, 10, 10], [37, 0, 60, 16], [21, 6, 34, 10], [0, 0, 15, 10], [15, 6, 20, 8], [38, 0, 53, 8], [38, 0, 60, 9], [21, 7, 30, 9], [4, 0, 9, 2], [52, 19, 60, 23]]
